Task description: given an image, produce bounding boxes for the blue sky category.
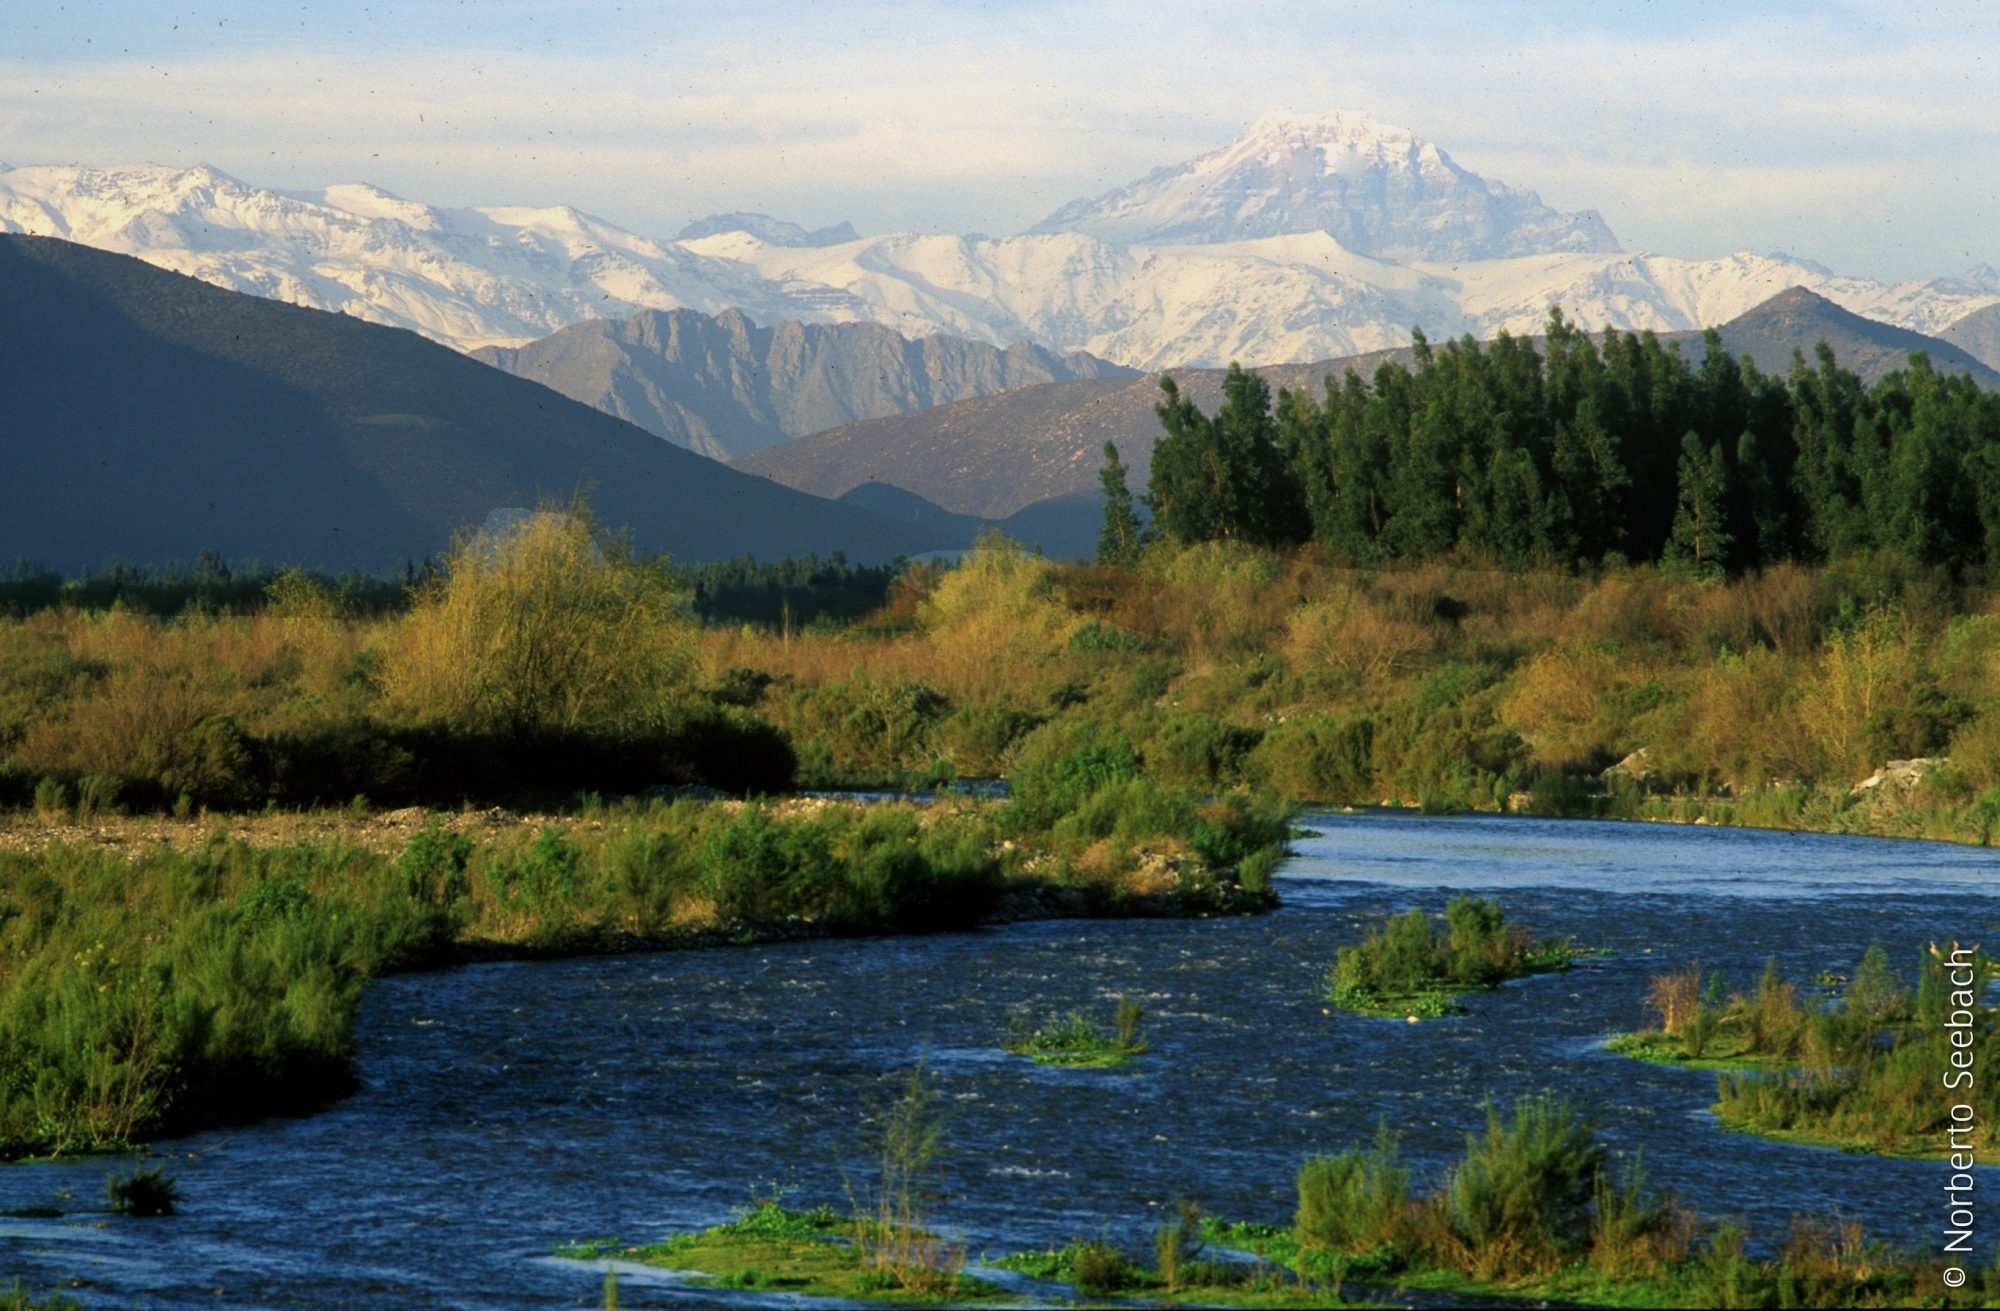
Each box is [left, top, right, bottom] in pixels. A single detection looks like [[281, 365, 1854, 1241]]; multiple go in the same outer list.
[[3, 1, 1995, 282]]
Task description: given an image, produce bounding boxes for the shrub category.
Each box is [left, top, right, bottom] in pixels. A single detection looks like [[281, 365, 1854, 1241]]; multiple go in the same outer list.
[[1245, 714, 1373, 801], [1588, 1155, 1689, 1277], [74, 772, 122, 819], [661, 704, 797, 795], [1327, 896, 1568, 1013], [380, 503, 696, 740], [1153, 1198, 1205, 1293], [147, 714, 261, 809], [1645, 962, 1703, 1034], [937, 705, 1041, 777], [1445, 1094, 1604, 1277], [1005, 719, 1142, 828], [1147, 712, 1261, 788], [393, 820, 473, 949], [859, 1064, 965, 1299], [105, 1160, 180, 1216], [1296, 1121, 1410, 1257], [1069, 1240, 1140, 1296], [31, 776, 67, 819]]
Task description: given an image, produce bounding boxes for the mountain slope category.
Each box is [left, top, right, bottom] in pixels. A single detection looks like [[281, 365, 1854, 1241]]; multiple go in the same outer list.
[[0, 235, 954, 570], [733, 290, 1990, 519], [1031, 110, 1621, 259], [1717, 287, 2000, 387], [1942, 302, 2000, 373], [471, 307, 1132, 460], [674, 212, 858, 246]]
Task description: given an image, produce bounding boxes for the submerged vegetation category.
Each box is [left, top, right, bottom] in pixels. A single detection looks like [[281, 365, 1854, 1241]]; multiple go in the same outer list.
[[1324, 896, 1584, 1017], [1001, 994, 1148, 1068]]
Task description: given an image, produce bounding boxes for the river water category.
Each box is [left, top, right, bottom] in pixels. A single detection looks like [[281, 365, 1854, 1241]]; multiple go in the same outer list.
[[5, 812, 1999, 1307]]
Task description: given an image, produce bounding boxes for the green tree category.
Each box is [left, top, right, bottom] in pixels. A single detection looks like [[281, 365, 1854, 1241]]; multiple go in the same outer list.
[[1147, 365, 1306, 546], [1096, 440, 1147, 566], [1666, 431, 1733, 576]]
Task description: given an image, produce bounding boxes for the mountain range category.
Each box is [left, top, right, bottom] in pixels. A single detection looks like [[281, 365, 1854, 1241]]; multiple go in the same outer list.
[[0, 235, 953, 571], [733, 287, 2000, 520], [471, 309, 1129, 461], [5, 111, 1998, 372]]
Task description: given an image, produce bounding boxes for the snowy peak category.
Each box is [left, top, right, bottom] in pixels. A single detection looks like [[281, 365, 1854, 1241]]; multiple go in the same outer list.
[[1030, 109, 1621, 262], [675, 211, 859, 247]]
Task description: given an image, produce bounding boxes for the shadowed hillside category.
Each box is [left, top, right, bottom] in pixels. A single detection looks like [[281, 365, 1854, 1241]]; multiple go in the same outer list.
[[1942, 302, 2000, 373], [473, 307, 1130, 460], [0, 235, 954, 570]]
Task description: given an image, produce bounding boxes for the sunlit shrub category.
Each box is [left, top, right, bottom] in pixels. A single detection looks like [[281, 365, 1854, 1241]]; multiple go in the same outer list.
[[380, 505, 695, 740]]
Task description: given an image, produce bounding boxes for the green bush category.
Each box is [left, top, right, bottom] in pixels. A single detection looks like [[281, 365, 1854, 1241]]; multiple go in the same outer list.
[[1069, 1240, 1141, 1296], [105, 1159, 180, 1216], [1296, 1121, 1410, 1257], [1147, 712, 1261, 788], [1067, 620, 1152, 654], [148, 714, 261, 810], [1005, 719, 1142, 828], [1326, 896, 1573, 1013], [1446, 1095, 1605, 1276], [937, 705, 1042, 777], [1245, 714, 1374, 801]]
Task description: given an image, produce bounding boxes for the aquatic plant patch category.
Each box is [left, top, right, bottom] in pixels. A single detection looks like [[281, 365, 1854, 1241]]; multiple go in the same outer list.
[[1002, 995, 1148, 1068], [1613, 947, 2000, 1159], [1323, 896, 1588, 1018], [558, 1205, 1005, 1303]]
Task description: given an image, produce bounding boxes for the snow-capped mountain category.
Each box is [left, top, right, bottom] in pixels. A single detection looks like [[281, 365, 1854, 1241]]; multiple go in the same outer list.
[[0, 162, 807, 350], [1031, 110, 1622, 260], [674, 211, 858, 247], [3, 112, 1995, 373]]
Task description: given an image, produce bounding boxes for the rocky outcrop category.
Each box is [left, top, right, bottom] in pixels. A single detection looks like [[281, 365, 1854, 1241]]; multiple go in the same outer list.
[[1850, 757, 1947, 795]]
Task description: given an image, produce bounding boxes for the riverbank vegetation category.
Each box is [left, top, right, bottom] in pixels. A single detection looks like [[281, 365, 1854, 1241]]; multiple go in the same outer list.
[[570, 1083, 1995, 1310], [0, 789, 1277, 1161], [1001, 994, 1147, 1067], [1324, 896, 1583, 1017], [1242, 1093, 1993, 1308], [1607, 949, 1906, 1070], [16, 482, 2000, 849], [1607, 945, 2000, 1157]]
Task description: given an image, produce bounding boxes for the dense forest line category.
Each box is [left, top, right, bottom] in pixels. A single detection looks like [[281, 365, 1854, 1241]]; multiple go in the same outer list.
[[1111, 313, 2000, 575]]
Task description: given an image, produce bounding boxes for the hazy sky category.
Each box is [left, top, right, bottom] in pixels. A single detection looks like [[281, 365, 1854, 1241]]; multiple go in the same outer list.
[[4, 1, 1995, 283]]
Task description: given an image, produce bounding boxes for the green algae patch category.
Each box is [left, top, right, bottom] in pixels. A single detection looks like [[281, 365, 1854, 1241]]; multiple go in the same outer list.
[[556, 1204, 1005, 1303]]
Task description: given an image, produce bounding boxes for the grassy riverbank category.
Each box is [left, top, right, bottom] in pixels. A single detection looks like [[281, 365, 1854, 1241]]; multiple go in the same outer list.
[[1221, 1094, 1996, 1309], [0, 789, 1281, 1161]]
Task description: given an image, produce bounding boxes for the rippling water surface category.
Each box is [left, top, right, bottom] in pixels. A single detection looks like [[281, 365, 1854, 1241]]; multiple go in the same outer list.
[[6, 812, 2000, 1307]]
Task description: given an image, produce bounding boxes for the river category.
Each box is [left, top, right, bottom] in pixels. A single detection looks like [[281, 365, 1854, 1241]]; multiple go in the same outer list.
[[5, 812, 1998, 1307]]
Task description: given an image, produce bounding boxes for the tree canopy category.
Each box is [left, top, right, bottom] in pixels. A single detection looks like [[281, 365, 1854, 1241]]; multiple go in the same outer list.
[[1128, 312, 2000, 575]]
